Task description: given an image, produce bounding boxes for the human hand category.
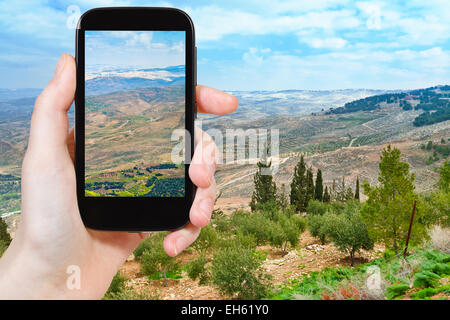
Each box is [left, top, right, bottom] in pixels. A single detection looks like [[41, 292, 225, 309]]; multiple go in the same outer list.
[[0, 54, 237, 299]]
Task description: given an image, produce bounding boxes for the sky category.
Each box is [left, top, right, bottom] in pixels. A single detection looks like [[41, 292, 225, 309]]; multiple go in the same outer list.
[[85, 31, 185, 70], [0, 0, 448, 90]]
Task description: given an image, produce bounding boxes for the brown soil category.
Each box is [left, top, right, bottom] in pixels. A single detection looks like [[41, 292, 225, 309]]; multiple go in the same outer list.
[[119, 230, 384, 300]]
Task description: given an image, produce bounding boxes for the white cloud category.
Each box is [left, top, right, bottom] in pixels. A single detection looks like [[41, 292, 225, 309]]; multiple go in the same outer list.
[[301, 37, 347, 49], [184, 6, 360, 42]]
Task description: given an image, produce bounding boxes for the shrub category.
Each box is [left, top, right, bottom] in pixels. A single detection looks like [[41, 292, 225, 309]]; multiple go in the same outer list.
[[133, 232, 166, 260], [308, 213, 334, 244], [290, 214, 307, 232], [235, 232, 258, 249], [104, 271, 127, 297], [191, 225, 218, 252], [326, 205, 374, 266], [213, 214, 231, 234], [0, 241, 7, 258], [140, 236, 180, 287], [236, 212, 272, 245], [0, 217, 11, 247], [385, 283, 410, 300], [211, 246, 271, 299], [104, 288, 160, 300], [306, 200, 329, 216], [186, 255, 210, 285], [413, 271, 441, 288]]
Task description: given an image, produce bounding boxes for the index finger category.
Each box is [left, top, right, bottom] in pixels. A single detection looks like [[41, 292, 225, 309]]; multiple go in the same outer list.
[[196, 85, 238, 115]]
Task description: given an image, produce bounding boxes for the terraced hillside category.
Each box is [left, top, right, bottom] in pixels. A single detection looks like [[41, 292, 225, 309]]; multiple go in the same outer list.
[[85, 85, 186, 197]]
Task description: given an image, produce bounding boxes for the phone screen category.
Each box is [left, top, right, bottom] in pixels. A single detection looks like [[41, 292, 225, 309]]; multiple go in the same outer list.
[[84, 30, 186, 198]]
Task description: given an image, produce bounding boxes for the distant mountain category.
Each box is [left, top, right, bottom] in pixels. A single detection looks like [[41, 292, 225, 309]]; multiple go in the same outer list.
[[0, 88, 41, 102], [85, 65, 185, 96], [326, 85, 450, 127], [199, 89, 393, 128]]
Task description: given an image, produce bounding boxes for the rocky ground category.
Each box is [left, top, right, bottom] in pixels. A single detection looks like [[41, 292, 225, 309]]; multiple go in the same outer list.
[[118, 230, 384, 300]]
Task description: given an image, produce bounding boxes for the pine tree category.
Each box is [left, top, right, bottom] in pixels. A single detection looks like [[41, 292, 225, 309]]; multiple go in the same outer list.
[[361, 145, 430, 254], [306, 167, 315, 208], [314, 169, 323, 201], [250, 147, 277, 211], [323, 186, 331, 203], [290, 155, 307, 212], [355, 176, 360, 200]]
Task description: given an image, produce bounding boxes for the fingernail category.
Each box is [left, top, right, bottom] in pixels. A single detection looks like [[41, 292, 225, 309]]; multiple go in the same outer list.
[[199, 198, 213, 220], [54, 54, 66, 77], [175, 237, 189, 256]]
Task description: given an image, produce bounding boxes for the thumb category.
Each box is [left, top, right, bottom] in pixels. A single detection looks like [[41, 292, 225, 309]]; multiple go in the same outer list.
[[27, 54, 76, 157]]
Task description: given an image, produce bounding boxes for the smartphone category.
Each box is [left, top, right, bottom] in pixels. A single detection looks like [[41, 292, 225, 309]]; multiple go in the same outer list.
[[75, 7, 196, 231]]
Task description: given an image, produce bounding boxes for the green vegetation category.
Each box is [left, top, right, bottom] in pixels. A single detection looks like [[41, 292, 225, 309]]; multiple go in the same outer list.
[[134, 233, 180, 287], [211, 246, 272, 299], [85, 164, 184, 197], [326, 86, 450, 127], [269, 247, 450, 300], [0, 173, 21, 214], [186, 255, 210, 285], [250, 148, 277, 211], [362, 145, 432, 254], [0, 217, 11, 257]]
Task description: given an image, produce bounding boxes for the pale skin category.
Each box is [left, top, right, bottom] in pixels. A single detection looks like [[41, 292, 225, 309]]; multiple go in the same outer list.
[[0, 54, 238, 299]]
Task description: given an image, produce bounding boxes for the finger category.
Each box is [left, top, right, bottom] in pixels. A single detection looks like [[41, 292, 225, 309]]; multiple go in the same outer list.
[[196, 85, 238, 115], [67, 127, 75, 163], [189, 128, 217, 188], [163, 223, 200, 257], [27, 54, 76, 156], [189, 177, 216, 228]]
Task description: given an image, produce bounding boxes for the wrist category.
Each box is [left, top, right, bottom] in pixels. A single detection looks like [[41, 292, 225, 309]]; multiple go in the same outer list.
[[0, 237, 80, 299]]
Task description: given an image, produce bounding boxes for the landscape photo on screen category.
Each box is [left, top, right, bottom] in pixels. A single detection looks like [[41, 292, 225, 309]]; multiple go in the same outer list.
[[84, 31, 186, 197]]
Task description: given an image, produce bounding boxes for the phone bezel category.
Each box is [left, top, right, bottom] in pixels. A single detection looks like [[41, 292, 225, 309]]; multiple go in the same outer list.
[[75, 7, 196, 231]]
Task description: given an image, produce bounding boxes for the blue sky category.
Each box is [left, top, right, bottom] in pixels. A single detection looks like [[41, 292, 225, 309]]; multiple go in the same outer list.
[[0, 0, 448, 90], [85, 31, 185, 69]]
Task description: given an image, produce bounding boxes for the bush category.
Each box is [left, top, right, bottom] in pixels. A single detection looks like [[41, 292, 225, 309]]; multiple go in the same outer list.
[[326, 205, 374, 266], [0, 241, 7, 258], [235, 232, 258, 249], [186, 255, 210, 285], [385, 283, 410, 300], [0, 217, 11, 247], [104, 271, 127, 297], [191, 225, 218, 252], [211, 246, 271, 299], [133, 232, 166, 260], [236, 212, 273, 245], [290, 214, 307, 232], [306, 200, 329, 216], [308, 213, 334, 244], [140, 236, 180, 287], [413, 271, 441, 288], [410, 285, 450, 300], [103, 288, 160, 300]]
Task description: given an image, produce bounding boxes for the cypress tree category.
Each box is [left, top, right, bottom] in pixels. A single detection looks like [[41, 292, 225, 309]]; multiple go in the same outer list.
[[323, 186, 331, 202], [314, 169, 323, 201], [250, 147, 277, 211], [306, 166, 315, 207], [290, 155, 307, 212], [355, 176, 360, 200]]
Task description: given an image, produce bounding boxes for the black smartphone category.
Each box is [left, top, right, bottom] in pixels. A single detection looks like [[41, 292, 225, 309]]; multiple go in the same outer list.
[[75, 7, 196, 231]]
